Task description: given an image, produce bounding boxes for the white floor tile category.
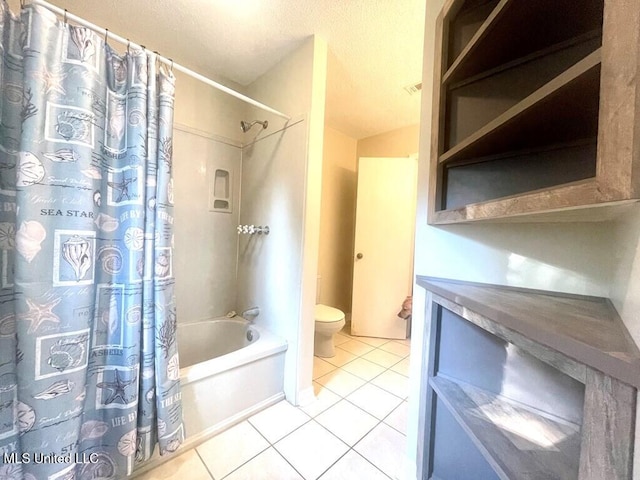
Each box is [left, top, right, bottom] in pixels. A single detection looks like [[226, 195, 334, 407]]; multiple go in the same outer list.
[[390, 358, 410, 377], [224, 447, 303, 480], [248, 400, 310, 443], [314, 356, 337, 379], [371, 370, 410, 399], [301, 382, 342, 418], [318, 450, 390, 480], [351, 336, 391, 347], [394, 338, 411, 346], [333, 333, 351, 346], [383, 401, 408, 435], [275, 421, 349, 480], [316, 369, 367, 397], [347, 384, 403, 420], [315, 400, 379, 446], [196, 421, 269, 479], [322, 347, 358, 367], [361, 349, 403, 368], [341, 357, 386, 381], [135, 450, 212, 480], [379, 342, 411, 358], [354, 423, 409, 480], [336, 339, 375, 356]]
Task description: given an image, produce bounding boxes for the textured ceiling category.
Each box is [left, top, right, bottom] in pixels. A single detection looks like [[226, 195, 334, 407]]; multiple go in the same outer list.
[[11, 0, 426, 139]]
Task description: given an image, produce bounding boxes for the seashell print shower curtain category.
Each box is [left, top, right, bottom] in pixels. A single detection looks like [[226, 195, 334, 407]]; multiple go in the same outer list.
[[0, 2, 184, 478]]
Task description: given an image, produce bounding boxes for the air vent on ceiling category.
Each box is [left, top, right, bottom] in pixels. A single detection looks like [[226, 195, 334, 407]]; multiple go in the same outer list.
[[404, 82, 422, 95]]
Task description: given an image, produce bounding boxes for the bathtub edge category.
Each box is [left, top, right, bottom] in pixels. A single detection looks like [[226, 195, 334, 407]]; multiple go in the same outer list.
[[130, 391, 285, 478]]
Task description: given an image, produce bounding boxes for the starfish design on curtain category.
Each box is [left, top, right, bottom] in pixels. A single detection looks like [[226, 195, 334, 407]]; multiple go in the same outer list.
[[19, 297, 62, 334], [96, 369, 137, 405], [107, 174, 138, 202], [33, 65, 67, 96]]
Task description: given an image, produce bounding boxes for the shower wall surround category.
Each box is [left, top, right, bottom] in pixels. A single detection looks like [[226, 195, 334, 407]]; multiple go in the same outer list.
[[170, 36, 327, 404], [172, 70, 246, 323], [173, 129, 241, 321], [237, 120, 308, 336]]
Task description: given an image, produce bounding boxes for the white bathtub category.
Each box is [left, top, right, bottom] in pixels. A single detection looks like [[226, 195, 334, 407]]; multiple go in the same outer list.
[[179, 317, 287, 435], [133, 317, 287, 477]]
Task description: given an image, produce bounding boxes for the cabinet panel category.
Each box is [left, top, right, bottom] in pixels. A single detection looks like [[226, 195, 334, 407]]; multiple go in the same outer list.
[[438, 306, 585, 426], [431, 396, 501, 480], [445, 37, 600, 149], [443, 142, 596, 210]]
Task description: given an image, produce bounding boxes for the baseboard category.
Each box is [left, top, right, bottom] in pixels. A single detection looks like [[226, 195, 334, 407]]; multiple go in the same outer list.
[[130, 392, 285, 477]]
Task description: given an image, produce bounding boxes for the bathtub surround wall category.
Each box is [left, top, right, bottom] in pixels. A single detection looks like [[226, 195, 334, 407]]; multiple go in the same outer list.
[[408, 1, 640, 478], [173, 130, 241, 321], [239, 36, 328, 405], [172, 71, 246, 322], [174, 70, 247, 144], [173, 37, 328, 407]]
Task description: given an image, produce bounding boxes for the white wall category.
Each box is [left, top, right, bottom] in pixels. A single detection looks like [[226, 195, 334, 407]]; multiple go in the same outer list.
[[611, 206, 640, 345], [318, 127, 358, 312], [408, 0, 637, 478], [239, 35, 327, 404]]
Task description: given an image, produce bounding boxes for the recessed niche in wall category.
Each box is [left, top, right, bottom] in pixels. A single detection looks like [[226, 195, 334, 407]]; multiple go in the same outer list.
[[209, 168, 232, 213]]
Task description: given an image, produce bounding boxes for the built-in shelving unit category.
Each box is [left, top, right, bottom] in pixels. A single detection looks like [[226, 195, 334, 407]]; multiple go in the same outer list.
[[431, 375, 582, 480], [428, 0, 640, 224], [418, 276, 638, 480]]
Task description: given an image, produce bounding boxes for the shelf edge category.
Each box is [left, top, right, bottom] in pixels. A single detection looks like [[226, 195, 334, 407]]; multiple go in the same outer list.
[[430, 179, 601, 224], [442, 0, 514, 85], [439, 48, 602, 165]]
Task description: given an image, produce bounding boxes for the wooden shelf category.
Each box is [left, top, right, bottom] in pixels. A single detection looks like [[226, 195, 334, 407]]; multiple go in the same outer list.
[[430, 199, 640, 224], [429, 0, 640, 224], [418, 277, 640, 389], [439, 50, 601, 165], [434, 179, 599, 223], [447, 0, 499, 69], [443, 0, 604, 85], [430, 375, 582, 480], [447, 29, 602, 92], [444, 0, 513, 84], [444, 35, 601, 149]]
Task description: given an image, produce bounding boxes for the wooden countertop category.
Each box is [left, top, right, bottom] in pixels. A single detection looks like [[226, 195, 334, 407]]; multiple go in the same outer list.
[[417, 276, 640, 388]]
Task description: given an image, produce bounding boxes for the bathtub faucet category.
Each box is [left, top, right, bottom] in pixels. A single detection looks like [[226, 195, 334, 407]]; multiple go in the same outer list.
[[241, 306, 260, 322]]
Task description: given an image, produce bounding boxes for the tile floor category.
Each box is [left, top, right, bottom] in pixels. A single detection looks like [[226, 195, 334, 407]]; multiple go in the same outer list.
[[136, 327, 411, 480]]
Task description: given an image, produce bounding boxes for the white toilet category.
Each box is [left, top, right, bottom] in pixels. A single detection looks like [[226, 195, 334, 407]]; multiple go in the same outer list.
[[314, 304, 346, 358]]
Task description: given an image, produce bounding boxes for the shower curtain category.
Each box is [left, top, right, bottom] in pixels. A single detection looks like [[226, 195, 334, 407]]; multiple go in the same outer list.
[[0, 2, 183, 478]]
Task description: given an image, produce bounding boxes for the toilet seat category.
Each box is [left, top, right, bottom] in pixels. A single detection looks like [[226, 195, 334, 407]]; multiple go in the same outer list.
[[315, 304, 344, 323]]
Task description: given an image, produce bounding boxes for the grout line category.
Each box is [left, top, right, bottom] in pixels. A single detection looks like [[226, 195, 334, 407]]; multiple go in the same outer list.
[[297, 406, 397, 480], [195, 448, 217, 480], [269, 444, 307, 479], [217, 423, 273, 479], [145, 341, 412, 480]]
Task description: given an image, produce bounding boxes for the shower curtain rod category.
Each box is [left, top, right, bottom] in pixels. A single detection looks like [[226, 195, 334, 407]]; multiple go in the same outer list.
[[27, 0, 292, 120]]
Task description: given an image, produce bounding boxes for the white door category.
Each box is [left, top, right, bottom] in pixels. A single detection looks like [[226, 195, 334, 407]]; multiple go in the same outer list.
[[351, 156, 417, 339]]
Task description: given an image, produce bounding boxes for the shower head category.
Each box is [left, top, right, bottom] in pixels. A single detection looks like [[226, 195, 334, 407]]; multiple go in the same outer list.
[[240, 120, 268, 133]]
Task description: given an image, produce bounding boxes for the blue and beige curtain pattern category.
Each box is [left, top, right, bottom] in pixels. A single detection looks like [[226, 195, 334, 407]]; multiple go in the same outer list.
[[0, 2, 183, 478]]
